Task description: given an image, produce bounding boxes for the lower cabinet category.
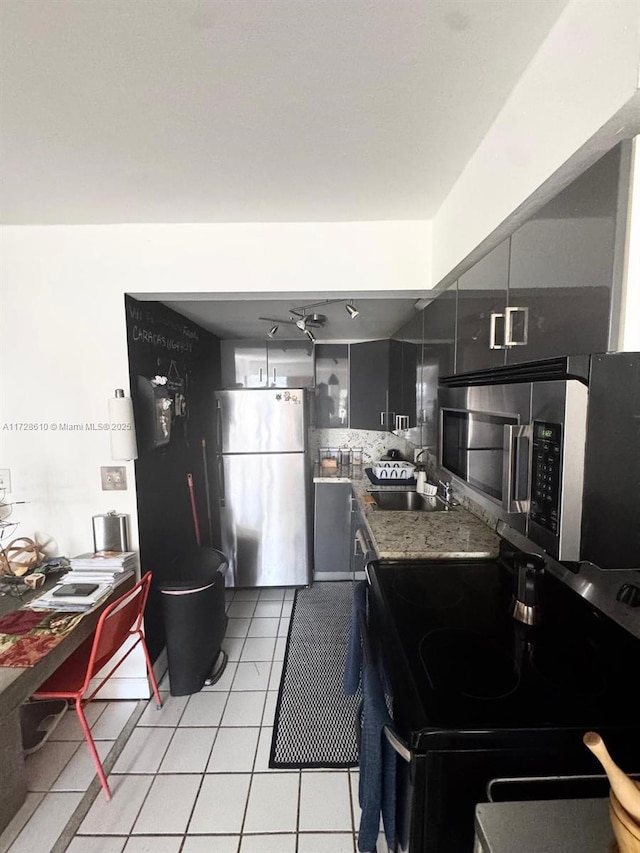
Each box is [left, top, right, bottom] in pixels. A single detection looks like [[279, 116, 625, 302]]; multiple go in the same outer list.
[[313, 483, 353, 580], [351, 500, 376, 579]]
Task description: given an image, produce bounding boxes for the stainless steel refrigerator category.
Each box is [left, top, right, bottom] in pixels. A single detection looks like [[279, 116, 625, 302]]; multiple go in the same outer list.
[[215, 388, 311, 587]]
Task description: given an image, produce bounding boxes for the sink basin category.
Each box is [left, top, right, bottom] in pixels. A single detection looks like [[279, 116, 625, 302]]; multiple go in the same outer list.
[[369, 490, 452, 512]]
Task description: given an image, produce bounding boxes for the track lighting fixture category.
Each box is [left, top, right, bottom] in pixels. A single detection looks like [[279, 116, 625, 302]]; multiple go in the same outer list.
[[305, 329, 316, 343], [295, 317, 308, 331], [345, 302, 359, 319], [268, 325, 279, 338]]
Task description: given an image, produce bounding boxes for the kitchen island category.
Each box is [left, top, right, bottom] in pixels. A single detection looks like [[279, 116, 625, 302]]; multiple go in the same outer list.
[[313, 464, 500, 562]]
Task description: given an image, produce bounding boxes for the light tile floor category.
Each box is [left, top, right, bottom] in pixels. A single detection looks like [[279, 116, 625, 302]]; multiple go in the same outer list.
[[0, 587, 387, 853]]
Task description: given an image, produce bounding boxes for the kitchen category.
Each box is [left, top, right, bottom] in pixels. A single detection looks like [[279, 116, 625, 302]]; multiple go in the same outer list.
[[2, 1, 640, 851]]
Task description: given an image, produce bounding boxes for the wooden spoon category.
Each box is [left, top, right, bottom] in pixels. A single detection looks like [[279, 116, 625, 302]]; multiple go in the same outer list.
[[583, 731, 640, 824]]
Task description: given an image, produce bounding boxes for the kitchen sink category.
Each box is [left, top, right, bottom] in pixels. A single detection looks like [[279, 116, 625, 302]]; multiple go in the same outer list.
[[368, 490, 453, 512]]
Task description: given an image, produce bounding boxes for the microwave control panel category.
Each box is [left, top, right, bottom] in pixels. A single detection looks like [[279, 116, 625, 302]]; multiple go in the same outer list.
[[530, 421, 562, 534]]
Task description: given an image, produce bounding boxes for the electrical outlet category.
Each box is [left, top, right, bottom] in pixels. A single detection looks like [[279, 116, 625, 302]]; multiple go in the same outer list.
[[0, 469, 11, 493], [100, 466, 127, 491]]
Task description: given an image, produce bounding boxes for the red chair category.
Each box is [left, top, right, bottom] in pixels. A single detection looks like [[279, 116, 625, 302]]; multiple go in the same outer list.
[[33, 571, 162, 800]]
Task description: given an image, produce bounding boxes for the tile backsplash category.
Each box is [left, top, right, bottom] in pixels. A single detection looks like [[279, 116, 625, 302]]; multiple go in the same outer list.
[[309, 427, 416, 464]]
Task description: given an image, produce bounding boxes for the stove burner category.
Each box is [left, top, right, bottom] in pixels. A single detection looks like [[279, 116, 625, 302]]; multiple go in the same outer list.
[[528, 632, 609, 699], [420, 628, 520, 700], [392, 573, 465, 611]]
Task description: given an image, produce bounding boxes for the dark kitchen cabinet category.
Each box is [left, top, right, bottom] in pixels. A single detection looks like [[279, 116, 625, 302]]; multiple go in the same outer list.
[[393, 309, 423, 429], [456, 239, 509, 372], [350, 339, 403, 431], [506, 143, 626, 363], [314, 344, 349, 428], [351, 496, 376, 579], [221, 339, 314, 388], [313, 482, 353, 580]]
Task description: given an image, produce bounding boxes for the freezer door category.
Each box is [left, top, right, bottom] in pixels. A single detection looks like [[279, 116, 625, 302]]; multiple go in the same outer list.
[[220, 452, 310, 587], [216, 389, 306, 453]]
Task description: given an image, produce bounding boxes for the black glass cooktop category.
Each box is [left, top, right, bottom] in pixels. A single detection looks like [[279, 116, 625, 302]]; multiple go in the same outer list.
[[368, 555, 640, 736]]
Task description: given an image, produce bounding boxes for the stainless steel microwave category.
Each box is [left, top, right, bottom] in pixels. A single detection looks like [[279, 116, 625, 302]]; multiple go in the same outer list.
[[438, 353, 640, 569]]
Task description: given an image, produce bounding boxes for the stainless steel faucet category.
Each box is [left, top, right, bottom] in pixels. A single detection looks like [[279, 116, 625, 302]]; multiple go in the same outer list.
[[438, 480, 454, 504]]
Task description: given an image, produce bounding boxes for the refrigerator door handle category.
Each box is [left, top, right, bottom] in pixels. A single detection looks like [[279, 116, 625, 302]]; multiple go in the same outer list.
[[216, 401, 226, 507]]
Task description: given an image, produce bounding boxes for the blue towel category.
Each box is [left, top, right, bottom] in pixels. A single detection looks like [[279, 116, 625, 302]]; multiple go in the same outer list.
[[358, 657, 397, 852], [344, 580, 367, 695]]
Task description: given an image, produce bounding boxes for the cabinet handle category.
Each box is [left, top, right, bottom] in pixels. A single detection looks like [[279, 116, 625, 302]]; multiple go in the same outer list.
[[273, 367, 277, 384], [505, 306, 529, 347], [490, 312, 506, 349], [259, 368, 263, 384]]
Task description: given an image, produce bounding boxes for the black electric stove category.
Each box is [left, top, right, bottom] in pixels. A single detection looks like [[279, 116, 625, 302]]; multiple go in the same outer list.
[[366, 544, 640, 853]]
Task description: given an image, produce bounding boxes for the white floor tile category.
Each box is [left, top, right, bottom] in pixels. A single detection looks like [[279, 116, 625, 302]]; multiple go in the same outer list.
[[243, 773, 299, 833], [227, 600, 257, 618], [112, 727, 173, 774], [51, 740, 114, 791], [258, 588, 285, 601], [240, 834, 296, 852], [232, 661, 271, 691], [182, 838, 239, 853], [8, 792, 83, 853], [50, 703, 105, 741], [253, 601, 282, 618], [233, 589, 260, 601], [375, 832, 391, 853], [180, 691, 228, 726], [207, 727, 260, 773], [202, 660, 237, 691], [66, 837, 127, 853], [90, 701, 138, 740], [222, 637, 245, 661], [284, 589, 296, 600], [297, 833, 355, 853], [25, 740, 78, 791], [253, 727, 277, 773], [240, 637, 276, 662], [278, 617, 290, 637], [281, 600, 294, 617], [79, 775, 153, 835], [274, 637, 287, 661], [349, 770, 361, 829], [132, 774, 202, 834], [268, 660, 284, 690], [299, 772, 352, 832], [137, 692, 187, 726], [160, 727, 217, 773], [0, 793, 44, 853], [123, 838, 183, 853], [221, 691, 266, 727], [188, 774, 251, 834], [226, 617, 251, 638], [247, 618, 279, 638], [261, 691, 278, 727]]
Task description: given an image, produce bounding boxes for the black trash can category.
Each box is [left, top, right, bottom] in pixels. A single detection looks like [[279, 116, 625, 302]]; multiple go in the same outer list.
[[159, 546, 229, 697]]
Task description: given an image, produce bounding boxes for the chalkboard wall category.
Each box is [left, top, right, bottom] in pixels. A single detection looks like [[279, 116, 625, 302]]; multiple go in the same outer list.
[[125, 295, 221, 662]]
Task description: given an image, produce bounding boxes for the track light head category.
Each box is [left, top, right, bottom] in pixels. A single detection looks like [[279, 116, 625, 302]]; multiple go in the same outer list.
[[295, 317, 308, 331], [305, 329, 316, 343], [268, 325, 278, 338], [345, 302, 359, 319]]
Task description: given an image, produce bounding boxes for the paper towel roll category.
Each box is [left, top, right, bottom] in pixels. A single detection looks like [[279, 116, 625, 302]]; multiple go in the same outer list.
[[108, 391, 138, 461]]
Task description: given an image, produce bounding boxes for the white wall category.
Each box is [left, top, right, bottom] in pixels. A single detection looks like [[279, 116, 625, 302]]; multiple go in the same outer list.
[[433, 0, 640, 286], [0, 220, 431, 557], [621, 138, 640, 350]]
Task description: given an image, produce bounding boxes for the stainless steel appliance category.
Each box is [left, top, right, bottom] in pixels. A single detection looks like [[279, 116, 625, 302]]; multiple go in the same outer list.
[[215, 388, 311, 587], [364, 543, 640, 853], [438, 352, 640, 568]]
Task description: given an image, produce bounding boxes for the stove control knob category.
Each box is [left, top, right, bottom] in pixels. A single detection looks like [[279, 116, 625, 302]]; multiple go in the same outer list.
[[616, 583, 640, 607]]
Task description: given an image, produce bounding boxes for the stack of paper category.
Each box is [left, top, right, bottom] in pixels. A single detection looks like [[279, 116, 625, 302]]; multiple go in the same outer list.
[[65, 550, 137, 587], [27, 582, 114, 612]]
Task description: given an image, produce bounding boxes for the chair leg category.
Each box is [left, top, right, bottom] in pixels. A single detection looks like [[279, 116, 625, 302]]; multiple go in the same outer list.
[[74, 697, 112, 801], [138, 633, 163, 710]]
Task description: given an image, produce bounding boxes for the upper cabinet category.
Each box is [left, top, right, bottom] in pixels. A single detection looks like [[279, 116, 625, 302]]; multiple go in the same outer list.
[[314, 343, 349, 428], [453, 141, 630, 372], [221, 339, 314, 388], [349, 339, 403, 431]]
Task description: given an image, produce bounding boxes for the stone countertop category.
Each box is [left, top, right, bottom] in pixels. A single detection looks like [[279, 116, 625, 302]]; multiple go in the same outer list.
[[314, 465, 501, 561]]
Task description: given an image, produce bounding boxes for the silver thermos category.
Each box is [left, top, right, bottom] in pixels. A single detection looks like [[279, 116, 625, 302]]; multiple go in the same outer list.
[[92, 511, 129, 552]]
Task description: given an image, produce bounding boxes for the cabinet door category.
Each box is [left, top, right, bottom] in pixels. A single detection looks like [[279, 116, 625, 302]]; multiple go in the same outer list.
[[313, 483, 352, 580], [393, 309, 423, 428], [220, 340, 268, 388], [350, 340, 392, 430], [456, 239, 509, 372], [506, 144, 623, 363], [266, 340, 314, 387], [314, 344, 349, 428]]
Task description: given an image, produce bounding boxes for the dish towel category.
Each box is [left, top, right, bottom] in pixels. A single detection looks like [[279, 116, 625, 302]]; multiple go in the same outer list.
[[343, 580, 397, 853]]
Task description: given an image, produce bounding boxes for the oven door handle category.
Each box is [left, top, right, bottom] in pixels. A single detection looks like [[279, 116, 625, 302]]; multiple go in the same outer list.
[[383, 725, 411, 763]]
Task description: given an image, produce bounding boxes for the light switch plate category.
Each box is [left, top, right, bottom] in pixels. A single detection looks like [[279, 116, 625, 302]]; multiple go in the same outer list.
[[100, 466, 127, 490]]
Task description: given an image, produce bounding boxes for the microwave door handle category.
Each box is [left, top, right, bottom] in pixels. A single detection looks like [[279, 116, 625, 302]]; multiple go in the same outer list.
[[502, 424, 532, 513]]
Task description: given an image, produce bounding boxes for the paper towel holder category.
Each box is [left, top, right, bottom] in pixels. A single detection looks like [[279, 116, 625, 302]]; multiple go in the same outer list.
[[109, 388, 138, 462]]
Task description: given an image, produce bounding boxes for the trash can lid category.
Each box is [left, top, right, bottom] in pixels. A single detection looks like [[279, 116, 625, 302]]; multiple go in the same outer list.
[[159, 546, 228, 591]]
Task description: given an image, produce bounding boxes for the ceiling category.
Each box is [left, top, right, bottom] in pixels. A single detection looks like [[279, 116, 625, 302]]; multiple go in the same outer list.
[[1, 0, 569, 226]]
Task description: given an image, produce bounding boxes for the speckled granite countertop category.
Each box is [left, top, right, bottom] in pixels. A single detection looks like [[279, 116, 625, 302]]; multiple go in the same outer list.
[[314, 466, 501, 561]]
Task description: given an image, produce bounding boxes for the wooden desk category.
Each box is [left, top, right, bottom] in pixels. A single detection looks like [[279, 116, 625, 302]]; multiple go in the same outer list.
[[0, 578, 135, 833]]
